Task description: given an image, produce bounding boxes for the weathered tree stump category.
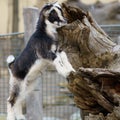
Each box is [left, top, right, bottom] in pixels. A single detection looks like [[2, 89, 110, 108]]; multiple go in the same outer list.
[[58, 4, 120, 120]]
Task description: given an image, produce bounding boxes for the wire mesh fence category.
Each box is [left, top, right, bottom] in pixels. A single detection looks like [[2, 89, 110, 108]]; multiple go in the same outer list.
[[101, 24, 120, 43], [0, 32, 24, 114], [0, 24, 120, 119], [41, 70, 80, 120]]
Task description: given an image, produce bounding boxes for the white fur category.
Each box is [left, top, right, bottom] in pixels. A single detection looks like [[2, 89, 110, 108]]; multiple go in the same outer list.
[[7, 69, 22, 120], [53, 52, 75, 77], [6, 55, 15, 64], [7, 70, 16, 120], [7, 102, 15, 120], [22, 59, 49, 97], [14, 99, 25, 120], [51, 44, 57, 53], [45, 19, 57, 38], [54, 7, 65, 22], [59, 51, 75, 71], [45, 5, 67, 38]]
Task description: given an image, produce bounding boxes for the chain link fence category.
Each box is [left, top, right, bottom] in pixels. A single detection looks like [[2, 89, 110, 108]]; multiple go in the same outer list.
[[0, 25, 120, 119], [0, 32, 24, 115], [101, 24, 120, 44]]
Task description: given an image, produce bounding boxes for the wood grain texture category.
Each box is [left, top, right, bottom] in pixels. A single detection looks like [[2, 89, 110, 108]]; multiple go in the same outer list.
[[58, 4, 120, 120]]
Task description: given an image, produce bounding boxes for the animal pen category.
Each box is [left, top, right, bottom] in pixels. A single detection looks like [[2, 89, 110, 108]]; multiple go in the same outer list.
[[0, 24, 120, 120]]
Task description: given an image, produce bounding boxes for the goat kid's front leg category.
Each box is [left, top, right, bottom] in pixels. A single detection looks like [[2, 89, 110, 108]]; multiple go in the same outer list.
[[53, 51, 75, 78]]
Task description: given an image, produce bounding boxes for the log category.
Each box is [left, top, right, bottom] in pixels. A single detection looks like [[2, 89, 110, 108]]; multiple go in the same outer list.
[[57, 4, 120, 120]]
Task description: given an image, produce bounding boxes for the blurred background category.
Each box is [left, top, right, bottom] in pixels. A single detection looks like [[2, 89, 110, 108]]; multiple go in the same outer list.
[[0, 0, 120, 34]]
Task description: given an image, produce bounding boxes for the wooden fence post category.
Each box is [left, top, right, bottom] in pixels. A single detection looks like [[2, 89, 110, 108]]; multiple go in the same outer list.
[[23, 7, 39, 44], [23, 7, 43, 120]]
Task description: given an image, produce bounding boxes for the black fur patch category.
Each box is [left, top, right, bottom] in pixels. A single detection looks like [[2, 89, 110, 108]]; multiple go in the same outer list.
[[48, 9, 61, 23], [10, 3, 60, 79]]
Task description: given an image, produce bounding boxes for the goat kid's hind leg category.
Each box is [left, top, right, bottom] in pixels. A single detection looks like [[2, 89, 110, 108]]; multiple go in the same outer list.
[[11, 78, 35, 120], [7, 84, 25, 120], [12, 74, 38, 120], [9, 60, 47, 120], [23, 59, 48, 96], [7, 75, 19, 120], [7, 81, 25, 120], [7, 98, 15, 120]]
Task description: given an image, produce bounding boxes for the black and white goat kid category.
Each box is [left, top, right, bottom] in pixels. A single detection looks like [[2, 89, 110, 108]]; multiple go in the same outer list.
[[7, 3, 75, 120]]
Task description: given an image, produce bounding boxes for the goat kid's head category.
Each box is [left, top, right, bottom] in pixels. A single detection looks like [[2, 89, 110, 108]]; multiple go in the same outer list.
[[40, 2, 67, 29]]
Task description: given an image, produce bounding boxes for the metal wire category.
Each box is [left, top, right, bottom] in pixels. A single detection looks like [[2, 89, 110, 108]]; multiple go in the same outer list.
[[101, 24, 120, 43]]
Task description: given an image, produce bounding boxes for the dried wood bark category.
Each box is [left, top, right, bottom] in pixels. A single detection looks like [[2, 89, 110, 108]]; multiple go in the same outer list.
[[57, 4, 120, 120]]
